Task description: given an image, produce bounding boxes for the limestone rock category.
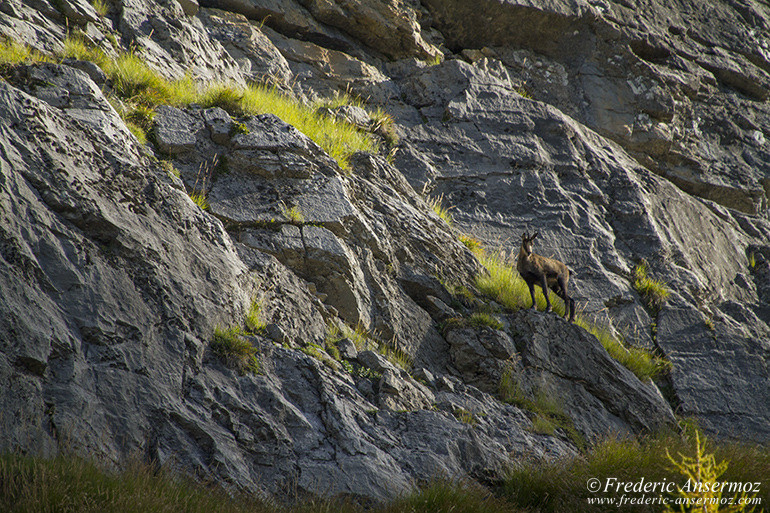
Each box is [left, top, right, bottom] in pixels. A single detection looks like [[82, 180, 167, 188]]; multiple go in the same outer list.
[[199, 8, 292, 84], [154, 105, 205, 154], [118, 0, 245, 85]]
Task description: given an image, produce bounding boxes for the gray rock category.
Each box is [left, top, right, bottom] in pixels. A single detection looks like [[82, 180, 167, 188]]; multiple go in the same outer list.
[[337, 338, 358, 360], [377, 369, 435, 412], [199, 8, 292, 84], [357, 350, 399, 375], [176, 0, 199, 16], [154, 105, 204, 154], [15, 63, 135, 147], [118, 0, 245, 85], [513, 310, 676, 436], [202, 107, 233, 146]]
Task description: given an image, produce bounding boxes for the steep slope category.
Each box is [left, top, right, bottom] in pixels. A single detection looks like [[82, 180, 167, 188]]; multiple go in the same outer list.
[[0, 0, 768, 503]]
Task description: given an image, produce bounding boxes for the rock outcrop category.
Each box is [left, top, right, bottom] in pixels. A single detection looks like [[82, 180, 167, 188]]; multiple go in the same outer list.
[[1, 0, 769, 504]]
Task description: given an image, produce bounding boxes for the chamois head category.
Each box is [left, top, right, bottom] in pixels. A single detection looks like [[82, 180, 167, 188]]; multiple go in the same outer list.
[[521, 231, 539, 257]]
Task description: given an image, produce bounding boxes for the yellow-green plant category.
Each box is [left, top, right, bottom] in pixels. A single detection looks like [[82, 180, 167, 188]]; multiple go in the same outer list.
[[211, 326, 259, 375], [245, 299, 266, 334], [282, 205, 305, 224], [91, 0, 109, 16], [665, 431, 758, 513], [459, 234, 483, 253], [426, 194, 454, 226], [62, 34, 109, 67], [633, 262, 670, 314]]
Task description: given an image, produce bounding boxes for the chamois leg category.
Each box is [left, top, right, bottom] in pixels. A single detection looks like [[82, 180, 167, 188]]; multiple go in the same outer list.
[[540, 275, 552, 312], [557, 275, 575, 322], [527, 281, 537, 309]]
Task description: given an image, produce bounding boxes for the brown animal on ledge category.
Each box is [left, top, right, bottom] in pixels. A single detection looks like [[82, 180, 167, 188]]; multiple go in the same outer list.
[[516, 232, 575, 322]]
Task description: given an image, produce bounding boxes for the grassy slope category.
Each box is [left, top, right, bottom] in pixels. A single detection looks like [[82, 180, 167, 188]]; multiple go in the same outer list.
[[3, 428, 767, 512]]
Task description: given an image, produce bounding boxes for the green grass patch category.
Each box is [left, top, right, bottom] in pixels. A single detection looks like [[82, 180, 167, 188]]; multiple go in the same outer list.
[[245, 299, 266, 334], [458, 234, 483, 253], [62, 34, 109, 67], [633, 262, 670, 314], [211, 326, 259, 375], [502, 426, 769, 512], [574, 318, 671, 381], [426, 194, 454, 226], [282, 205, 306, 224], [4, 35, 381, 169], [91, 0, 109, 16]]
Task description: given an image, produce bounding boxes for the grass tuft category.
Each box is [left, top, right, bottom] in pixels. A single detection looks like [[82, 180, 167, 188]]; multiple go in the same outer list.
[[426, 194, 454, 226], [211, 326, 259, 375], [245, 299, 266, 334], [91, 0, 109, 16], [633, 262, 670, 314], [200, 84, 245, 115], [282, 205, 306, 224], [62, 34, 109, 67], [459, 234, 483, 252]]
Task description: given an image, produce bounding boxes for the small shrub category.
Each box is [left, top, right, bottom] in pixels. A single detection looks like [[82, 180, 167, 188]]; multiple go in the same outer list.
[[211, 326, 259, 375], [282, 205, 305, 224], [664, 431, 757, 513], [748, 252, 756, 269], [633, 262, 670, 314]]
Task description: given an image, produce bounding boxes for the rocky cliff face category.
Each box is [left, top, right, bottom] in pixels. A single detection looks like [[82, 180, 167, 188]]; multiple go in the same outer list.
[[1, 0, 768, 502]]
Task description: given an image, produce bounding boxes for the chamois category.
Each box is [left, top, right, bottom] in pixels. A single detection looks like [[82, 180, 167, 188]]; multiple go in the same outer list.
[[517, 232, 575, 322]]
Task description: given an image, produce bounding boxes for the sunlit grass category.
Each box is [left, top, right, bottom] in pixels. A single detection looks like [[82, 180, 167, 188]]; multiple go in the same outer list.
[[4, 35, 381, 170], [91, 0, 109, 17], [426, 194, 454, 226], [211, 325, 259, 374], [502, 425, 770, 513], [240, 84, 379, 170], [633, 262, 670, 314], [62, 35, 109, 67]]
